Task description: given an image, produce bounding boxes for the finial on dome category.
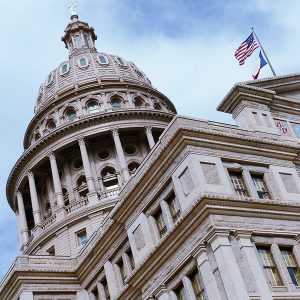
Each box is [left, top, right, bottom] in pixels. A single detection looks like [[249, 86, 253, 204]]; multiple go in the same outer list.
[[69, 0, 79, 19]]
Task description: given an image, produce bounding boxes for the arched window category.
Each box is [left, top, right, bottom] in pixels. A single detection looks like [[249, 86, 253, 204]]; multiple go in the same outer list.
[[153, 102, 162, 110], [65, 108, 77, 122], [111, 98, 122, 109], [47, 119, 56, 131], [74, 35, 82, 49], [116, 57, 126, 66], [128, 162, 140, 175], [134, 98, 144, 108], [87, 101, 100, 114], [98, 55, 108, 65], [62, 188, 69, 206], [60, 62, 70, 75], [78, 57, 89, 68], [35, 132, 41, 141], [83, 34, 90, 47], [101, 167, 119, 190], [46, 72, 54, 86], [77, 175, 88, 198]]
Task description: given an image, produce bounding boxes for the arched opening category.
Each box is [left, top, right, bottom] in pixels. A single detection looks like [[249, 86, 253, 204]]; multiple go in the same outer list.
[[65, 108, 77, 122], [47, 119, 56, 131], [134, 98, 144, 108], [128, 162, 140, 175], [101, 167, 119, 190], [35, 132, 41, 141], [153, 102, 162, 110], [87, 100, 100, 114], [111, 97, 122, 109], [77, 175, 88, 198]]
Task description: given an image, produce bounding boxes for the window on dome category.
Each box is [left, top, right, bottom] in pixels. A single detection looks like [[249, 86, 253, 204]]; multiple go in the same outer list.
[[60, 63, 69, 75], [47, 119, 56, 131], [98, 55, 108, 65], [87, 101, 100, 114], [116, 57, 126, 66], [77, 175, 88, 198], [134, 98, 144, 108], [46, 72, 53, 86], [77, 229, 88, 246], [111, 98, 122, 109], [78, 57, 89, 68], [35, 132, 41, 141], [74, 35, 82, 49], [62, 188, 69, 206], [66, 108, 77, 122], [101, 167, 119, 190], [83, 34, 90, 47], [154, 102, 162, 110]]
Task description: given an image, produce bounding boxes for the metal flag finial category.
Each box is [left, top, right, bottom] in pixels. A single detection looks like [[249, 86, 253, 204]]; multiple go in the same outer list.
[[69, 0, 79, 17]]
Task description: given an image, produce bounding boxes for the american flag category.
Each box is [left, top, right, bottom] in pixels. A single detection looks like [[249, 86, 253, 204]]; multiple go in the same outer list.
[[235, 32, 259, 65]]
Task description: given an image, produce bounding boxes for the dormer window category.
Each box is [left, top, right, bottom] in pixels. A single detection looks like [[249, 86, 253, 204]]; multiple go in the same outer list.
[[60, 62, 70, 75], [74, 35, 82, 49], [46, 72, 54, 86], [116, 57, 126, 66], [78, 57, 89, 68], [98, 55, 109, 65]]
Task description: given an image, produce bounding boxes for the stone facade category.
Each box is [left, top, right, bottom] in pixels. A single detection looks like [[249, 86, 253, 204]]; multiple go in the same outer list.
[[3, 12, 300, 300]]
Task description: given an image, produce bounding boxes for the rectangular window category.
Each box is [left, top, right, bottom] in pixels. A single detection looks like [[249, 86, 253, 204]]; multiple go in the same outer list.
[[280, 247, 300, 286], [166, 192, 181, 222], [257, 246, 282, 286], [116, 258, 126, 284], [229, 171, 249, 197], [189, 270, 206, 300], [77, 229, 88, 246], [126, 248, 135, 271], [201, 162, 221, 185], [153, 208, 167, 238], [174, 283, 187, 300], [251, 174, 270, 199], [280, 173, 299, 194], [100, 277, 110, 300]]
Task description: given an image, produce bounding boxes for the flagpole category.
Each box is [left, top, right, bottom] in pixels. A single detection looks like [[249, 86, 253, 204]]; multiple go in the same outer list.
[[251, 26, 276, 76]]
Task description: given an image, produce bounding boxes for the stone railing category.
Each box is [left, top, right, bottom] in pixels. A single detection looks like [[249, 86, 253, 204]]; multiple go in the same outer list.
[[66, 197, 89, 214], [41, 214, 57, 230], [98, 187, 120, 199]]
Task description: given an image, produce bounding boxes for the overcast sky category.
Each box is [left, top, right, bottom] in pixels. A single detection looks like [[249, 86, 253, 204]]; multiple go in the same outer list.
[[0, 0, 300, 279]]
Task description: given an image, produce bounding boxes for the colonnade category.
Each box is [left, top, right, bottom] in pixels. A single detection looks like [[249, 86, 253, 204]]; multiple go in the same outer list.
[[16, 127, 156, 246]]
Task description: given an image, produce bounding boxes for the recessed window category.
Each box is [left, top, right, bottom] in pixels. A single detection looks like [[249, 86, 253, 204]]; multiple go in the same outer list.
[[63, 188, 69, 206], [153, 102, 162, 110], [46, 72, 54, 86], [126, 248, 135, 271], [34, 132, 41, 141], [280, 247, 300, 286], [47, 119, 56, 131], [66, 108, 77, 122], [97, 149, 111, 160], [229, 171, 249, 197], [77, 229, 88, 246], [134, 98, 144, 108], [116, 257, 126, 285], [98, 54, 109, 65], [73, 157, 83, 169], [60, 62, 70, 75], [77, 175, 88, 198], [78, 57, 89, 68], [111, 98, 122, 109], [87, 101, 100, 114], [101, 167, 119, 190], [153, 208, 167, 238], [124, 145, 137, 155], [251, 174, 270, 199], [189, 270, 206, 300], [74, 35, 82, 49], [166, 192, 181, 223], [174, 283, 186, 300], [83, 34, 90, 47], [116, 56, 126, 66]]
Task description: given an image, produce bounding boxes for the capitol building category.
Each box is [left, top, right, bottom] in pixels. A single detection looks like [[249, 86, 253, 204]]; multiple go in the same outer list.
[[2, 8, 300, 300]]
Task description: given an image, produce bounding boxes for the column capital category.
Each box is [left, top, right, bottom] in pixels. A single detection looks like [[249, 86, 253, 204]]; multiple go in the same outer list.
[[48, 151, 56, 161], [111, 128, 119, 136], [233, 230, 254, 248], [77, 136, 85, 145], [191, 243, 207, 258], [27, 170, 34, 178], [16, 190, 22, 198], [205, 228, 231, 252], [145, 126, 153, 133]]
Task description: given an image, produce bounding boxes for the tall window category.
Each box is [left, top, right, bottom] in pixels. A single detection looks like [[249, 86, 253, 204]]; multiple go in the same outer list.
[[257, 246, 282, 286], [251, 174, 270, 199], [83, 34, 90, 47], [280, 247, 300, 286], [87, 101, 100, 114], [126, 248, 135, 271], [174, 283, 186, 300], [134, 98, 144, 108], [229, 171, 249, 197], [47, 119, 56, 131], [111, 98, 122, 109], [153, 208, 167, 238], [166, 192, 181, 223], [74, 35, 82, 49], [66, 108, 77, 122], [189, 270, 206, 300], [116, 258, 125, 285], [100, 277, 110, 300], [77, 229, 88, 246]]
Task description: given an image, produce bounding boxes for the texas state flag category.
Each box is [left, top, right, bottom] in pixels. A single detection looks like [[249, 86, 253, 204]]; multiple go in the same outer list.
[[252, 50, 268, 79]]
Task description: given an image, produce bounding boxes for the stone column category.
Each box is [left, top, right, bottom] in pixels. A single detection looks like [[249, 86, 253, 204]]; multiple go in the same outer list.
[[111, 129, 130, 181], [48, 152, 66, 218], [145, 126, 155, 149], [104, 261, 119, 299], [182, 276, 197, 300], [235, 231, 273, 300], [27, 171, 42, 226], [208, 231, 250, 300], [77, 137, 96, 193], [97, 282, 107, 300], [16, 191, 29, 245], [193, 245, 222, 300]]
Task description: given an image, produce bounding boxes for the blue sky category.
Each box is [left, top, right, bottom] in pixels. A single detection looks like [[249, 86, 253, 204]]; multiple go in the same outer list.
[[1, 0, 300, 279]]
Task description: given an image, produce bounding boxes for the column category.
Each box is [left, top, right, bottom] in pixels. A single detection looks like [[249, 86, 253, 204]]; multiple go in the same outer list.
[[27, 171, 42, 226], [235, 231, 273, 300], [193, 245, 222, 300], [97, 282, 107, 300], [48, 153, 66, 215], [182, 276, 197, 300], [104, 261, 119, 299], [111, 129, 130, 181], [145, 126, 155, 149], [17, 191, 29, 245], [208, 231, 250, 300], [77, 137, 96, 193]]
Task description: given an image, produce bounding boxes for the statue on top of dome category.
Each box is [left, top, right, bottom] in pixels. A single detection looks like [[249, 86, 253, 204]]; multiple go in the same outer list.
[[69, 0, 79, 16]]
